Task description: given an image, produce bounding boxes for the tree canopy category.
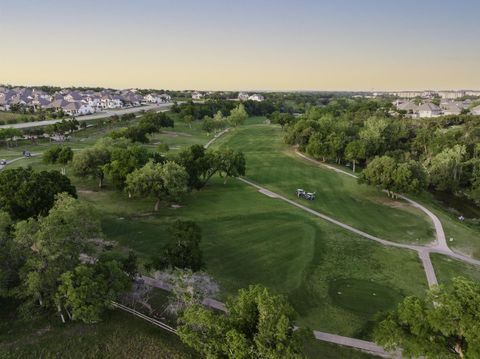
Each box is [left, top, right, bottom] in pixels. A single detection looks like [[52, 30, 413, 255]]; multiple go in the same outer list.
[[0, 167, 76, 220], [374, 277, 480, 358], [178, 284, 308, 359], [125, 161, 189, 211]]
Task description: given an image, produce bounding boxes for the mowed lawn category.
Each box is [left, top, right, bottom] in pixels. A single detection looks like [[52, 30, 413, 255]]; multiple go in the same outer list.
[[5, 120, 430, 341], [431, 253, 480, 285], [85, 177, 428, 339], [213, 125, 435, 245]]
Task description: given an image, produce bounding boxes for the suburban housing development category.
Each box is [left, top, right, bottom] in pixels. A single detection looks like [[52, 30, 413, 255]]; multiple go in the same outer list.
[[0, 87, 171, 116]]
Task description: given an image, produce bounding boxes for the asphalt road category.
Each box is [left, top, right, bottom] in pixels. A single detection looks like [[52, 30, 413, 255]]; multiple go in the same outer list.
[[0, 103, 172, 129]]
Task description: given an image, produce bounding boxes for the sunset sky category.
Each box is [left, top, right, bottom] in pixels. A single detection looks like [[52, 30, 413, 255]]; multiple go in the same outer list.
[[1, 0, 479, 91]]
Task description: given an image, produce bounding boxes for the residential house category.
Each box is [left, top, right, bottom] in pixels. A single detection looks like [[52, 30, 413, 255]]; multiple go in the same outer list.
[[441, 101, 464, 116], [418, 103, 441, 118], [248, 94, 265, 102], [191, 91, 203, 100], [471, 105, 480, 116], [63, 101, 95, 116], [238, 92, 249, 101]]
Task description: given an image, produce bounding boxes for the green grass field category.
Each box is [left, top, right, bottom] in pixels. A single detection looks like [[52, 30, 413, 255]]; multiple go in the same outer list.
[[213, 125, 435, 245], [5, 116, 480, 357], [0, 111, 38, 124], [75, 176, 428, 339], [430, 254, 480, 285]]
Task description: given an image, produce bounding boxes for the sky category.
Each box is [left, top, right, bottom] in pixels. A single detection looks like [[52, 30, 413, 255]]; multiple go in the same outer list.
[[1, 0, 479, 91]]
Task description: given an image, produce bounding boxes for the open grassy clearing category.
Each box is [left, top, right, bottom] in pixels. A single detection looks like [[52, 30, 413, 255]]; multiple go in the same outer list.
[[6, 119, 430, 340], [74, 176, 428, 339], [431, 253, 480, 285], [0, 299, 197, 359], [213, 124, 435, 245], [0, 111, 38, 123]]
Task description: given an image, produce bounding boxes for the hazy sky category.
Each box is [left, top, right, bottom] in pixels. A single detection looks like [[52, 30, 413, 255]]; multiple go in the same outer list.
[[1, 0, 479, 91]]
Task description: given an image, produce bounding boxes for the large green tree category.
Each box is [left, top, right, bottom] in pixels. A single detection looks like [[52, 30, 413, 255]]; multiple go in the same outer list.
[[178, 285, 308, 359], [103, 144, 149, 189], [228, 104, 248, 128], [359, 156, 427, 198], [153, 220, 203, 271], [374, 277, 480, 358], [125, 161, 188, 211], [56, 260, 130, 324], [72, 143, 112, 188], [0, 167, 76, 220], [13, 194, 101, 311]]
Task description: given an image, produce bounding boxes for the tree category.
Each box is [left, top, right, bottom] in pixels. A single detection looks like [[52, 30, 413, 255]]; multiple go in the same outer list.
[[153, 220, 203, 271], [43, 146, 73, 174], [217, 148, 246, 184], [183, 114, 194, 128], [359, 156, 427, 198], [125, 161, 188, 211], [14, 194, 101, 311], [103, 144, 149, 189], [374, 277, 480, 358], [177, 145, 212, 190], [202, 116, 216, 135], [72, 143, 112, 188], [228, 104, 248, 128], [425, 145, 466, 192], [177, 145, 246, 190], [0, 167, 76, 220], [0, 211, 21, 297], [56, 260, 130, 323], [178, 285, 308, 359], [138, 111, 174, 133], [344, 140, 366, 172]]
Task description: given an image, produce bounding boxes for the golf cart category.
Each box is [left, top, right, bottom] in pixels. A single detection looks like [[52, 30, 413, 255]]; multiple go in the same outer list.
[[22, 150, 32, 158], [0, 159, 6, 165], [295, 189, 316, 201], [296, 189, 306, 198]]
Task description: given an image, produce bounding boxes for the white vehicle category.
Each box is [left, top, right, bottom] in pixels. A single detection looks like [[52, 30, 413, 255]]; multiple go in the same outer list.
[[0, 159, 7, 165]]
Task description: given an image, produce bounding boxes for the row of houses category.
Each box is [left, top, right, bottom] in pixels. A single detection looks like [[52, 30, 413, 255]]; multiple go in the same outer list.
[[394, 99, 480, 118], [379, 90, 480, 100], [0, 87, 171, 116]]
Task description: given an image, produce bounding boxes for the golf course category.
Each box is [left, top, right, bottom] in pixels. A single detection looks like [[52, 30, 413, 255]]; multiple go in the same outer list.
[[3, 114, 480, 358]]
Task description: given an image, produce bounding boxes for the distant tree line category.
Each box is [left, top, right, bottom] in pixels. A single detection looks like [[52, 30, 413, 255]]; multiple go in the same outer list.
[[281, 97, 480, 203]]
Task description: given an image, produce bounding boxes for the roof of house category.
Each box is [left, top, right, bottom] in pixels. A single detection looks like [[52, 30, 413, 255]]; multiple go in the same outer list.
[[418, 103, 441, 112]]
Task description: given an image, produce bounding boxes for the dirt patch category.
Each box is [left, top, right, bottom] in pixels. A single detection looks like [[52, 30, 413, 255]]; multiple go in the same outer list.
[[373, 196, 409, 209]]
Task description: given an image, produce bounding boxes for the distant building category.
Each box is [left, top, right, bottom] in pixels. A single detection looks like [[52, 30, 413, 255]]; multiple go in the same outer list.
[[418, 103, 441, 118], [437, 91, 466, 99], [471, 105, 480, 116], [248, 94, 264, 102], [191, 91, 203, 100], [440, 101, 464, 116], [238, 92, 250, 101]]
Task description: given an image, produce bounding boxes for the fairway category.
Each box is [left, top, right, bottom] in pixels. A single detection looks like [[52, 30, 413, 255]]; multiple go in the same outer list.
[[88, 177, 428, 339], [4, 119, 432, 341], [213, 125, 435, 245]]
